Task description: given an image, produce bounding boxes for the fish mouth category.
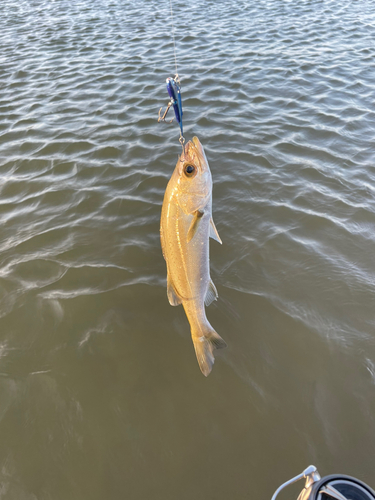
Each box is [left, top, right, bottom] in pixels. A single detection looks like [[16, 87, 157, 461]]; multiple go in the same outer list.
[[184, 136, 203, 156], [192, 136, 203, 155], [182, 136, 207, 170]]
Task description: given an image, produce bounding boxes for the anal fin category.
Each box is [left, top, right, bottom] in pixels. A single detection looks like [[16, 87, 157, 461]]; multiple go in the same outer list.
[[167, 274, 182, 306]]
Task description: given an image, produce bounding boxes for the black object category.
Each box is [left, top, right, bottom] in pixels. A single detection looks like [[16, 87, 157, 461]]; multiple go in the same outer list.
[[310, 474, 375, 500]]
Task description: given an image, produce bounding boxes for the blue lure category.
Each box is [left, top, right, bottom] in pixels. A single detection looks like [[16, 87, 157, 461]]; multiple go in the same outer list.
[[166, 77, 183, 136], [158, 75, 184, 139]]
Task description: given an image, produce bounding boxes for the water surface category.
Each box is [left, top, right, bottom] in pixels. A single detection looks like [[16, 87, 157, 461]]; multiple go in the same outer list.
[[1, 0, 375, 498]]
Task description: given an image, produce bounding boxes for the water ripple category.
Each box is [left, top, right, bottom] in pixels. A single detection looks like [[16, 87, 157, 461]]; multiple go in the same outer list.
[[1, 0, 375, 495]]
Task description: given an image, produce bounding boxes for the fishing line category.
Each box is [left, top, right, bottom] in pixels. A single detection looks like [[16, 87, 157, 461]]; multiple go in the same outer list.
[[158, 0, 185, 149], [169, 0, 178, 78]]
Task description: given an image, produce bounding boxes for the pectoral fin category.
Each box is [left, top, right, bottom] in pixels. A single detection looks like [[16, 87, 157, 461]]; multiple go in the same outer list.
[[209, 217, 222, 244], [205, 279, 218, 306], [187, 210, 204, 243], [167, 274, 182, 306]]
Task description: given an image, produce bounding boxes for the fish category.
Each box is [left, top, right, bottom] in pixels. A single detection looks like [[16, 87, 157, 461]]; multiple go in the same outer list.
[[160, 136, 227, 376]]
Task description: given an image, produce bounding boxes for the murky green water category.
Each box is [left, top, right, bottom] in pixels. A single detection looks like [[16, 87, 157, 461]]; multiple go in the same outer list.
[[1, 0, 375, 498]]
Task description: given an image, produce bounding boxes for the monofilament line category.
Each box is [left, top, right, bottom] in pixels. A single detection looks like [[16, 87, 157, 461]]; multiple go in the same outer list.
[[169, 0, 178, 76]]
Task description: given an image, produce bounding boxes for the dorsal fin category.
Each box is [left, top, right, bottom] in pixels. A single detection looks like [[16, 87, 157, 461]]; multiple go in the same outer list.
[[209, 217, 222, 244], [205, 278, 218, 307]]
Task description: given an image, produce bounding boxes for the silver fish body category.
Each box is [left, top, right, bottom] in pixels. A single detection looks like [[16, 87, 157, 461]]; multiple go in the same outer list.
[[160, 136, 226, 376]]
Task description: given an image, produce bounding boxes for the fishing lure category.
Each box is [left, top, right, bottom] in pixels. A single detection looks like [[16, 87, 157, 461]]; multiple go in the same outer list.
[[158, 74, 184, 145]]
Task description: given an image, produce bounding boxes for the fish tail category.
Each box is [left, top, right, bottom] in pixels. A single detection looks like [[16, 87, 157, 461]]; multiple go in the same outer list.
[[192, 323, 227, 377]]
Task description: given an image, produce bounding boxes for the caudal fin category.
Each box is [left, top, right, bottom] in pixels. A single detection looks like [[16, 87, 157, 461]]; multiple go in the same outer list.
[[192, 324, 227, 377]]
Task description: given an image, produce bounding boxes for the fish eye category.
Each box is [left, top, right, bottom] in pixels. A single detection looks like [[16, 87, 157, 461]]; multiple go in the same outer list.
[[184, 164, 196, 177]]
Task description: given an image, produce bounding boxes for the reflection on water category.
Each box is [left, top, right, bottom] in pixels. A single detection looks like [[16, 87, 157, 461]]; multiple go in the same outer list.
[[1, 0, 375, 498]]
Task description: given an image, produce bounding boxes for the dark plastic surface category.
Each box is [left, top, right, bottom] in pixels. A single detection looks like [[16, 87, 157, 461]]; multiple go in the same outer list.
[[310, 474, 375, 500]]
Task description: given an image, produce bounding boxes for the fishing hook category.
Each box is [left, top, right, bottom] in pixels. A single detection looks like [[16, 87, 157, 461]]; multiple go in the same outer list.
[[158, 101, 174, 124]]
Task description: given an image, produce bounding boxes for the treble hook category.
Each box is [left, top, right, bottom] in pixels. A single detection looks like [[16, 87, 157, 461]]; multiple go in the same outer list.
[[158, 101, 174, 124]]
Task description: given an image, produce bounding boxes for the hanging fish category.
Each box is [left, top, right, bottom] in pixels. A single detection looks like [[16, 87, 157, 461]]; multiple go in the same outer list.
[[160, 136, 226, 376]]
